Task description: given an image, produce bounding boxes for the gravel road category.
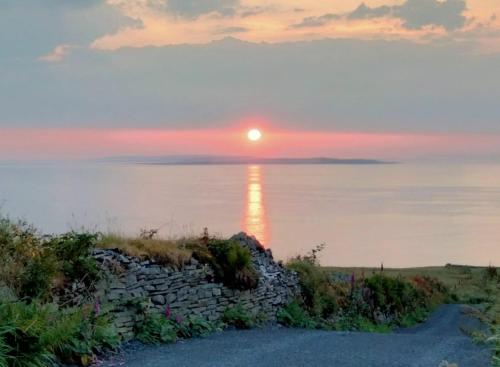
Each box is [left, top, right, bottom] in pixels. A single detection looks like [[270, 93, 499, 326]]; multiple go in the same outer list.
[[101, 305, 491, 367]]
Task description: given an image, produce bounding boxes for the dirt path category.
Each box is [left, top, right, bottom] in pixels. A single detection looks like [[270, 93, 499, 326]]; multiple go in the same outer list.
[[101, 305, 491, 367]]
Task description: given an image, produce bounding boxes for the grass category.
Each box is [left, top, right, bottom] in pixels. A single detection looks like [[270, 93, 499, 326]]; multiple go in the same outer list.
[[98, 234, 194, 268]]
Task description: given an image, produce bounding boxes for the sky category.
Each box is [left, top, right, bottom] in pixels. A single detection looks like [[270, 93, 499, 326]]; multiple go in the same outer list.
[[1, 0, 500, 160]]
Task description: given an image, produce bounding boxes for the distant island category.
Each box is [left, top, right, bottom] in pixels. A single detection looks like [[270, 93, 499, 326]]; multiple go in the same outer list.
[[100, 155, 392, 165]]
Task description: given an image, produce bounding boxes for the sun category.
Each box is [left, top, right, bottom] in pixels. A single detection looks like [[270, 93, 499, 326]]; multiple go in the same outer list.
[[247, 128, 262, 142]]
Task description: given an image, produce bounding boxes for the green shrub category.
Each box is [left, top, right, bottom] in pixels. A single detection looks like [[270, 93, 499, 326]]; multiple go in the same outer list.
[[48, 232, 101, 287], [365, 274, 426, 316], [489, 328, 500, 366], [135, 313, 177, 345], [175, 316, 220, 338], [18, 252, 59, 301], [286, 249, 340, 319], [277, 301, 317, 329], [0, 217, 101, 302], [135, 311, 219, 344], [188, 236, 259, 290], [222, 305, 255, 329]]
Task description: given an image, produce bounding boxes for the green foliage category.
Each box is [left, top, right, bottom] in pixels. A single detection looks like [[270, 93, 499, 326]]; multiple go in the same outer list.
[[277, 301, 317, 329], [283, 245, 449, 332], [222, 304, 255, 329], [287, 256, 340, 319], [135, 313, 177, 345], [188, 232, 259, 290], [135, 312, 219, 345], [485, 265, 498, 282], [18, 251, 59, 301], [489, 328, 500, 366], [47, 232, 101, 287], [175, 316, 220, 338], [365, 274, 426, 316], [0, 300, 119, 367], [0, 216, 101, 302]]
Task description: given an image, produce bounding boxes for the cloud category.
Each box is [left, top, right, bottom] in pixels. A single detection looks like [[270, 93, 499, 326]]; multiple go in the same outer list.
[[167, 0, 240, 19], [291, 14, 341, 29], [38, 44, 74, 63], [349, 0, 467, 31], [215, 26, 248, 34], [347, 3, 391, 20], [294, 0, 467, 31], [0, 0, 139, 61]]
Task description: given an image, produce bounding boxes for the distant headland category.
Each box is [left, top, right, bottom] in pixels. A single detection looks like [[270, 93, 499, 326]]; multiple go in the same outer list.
[[99, 155, 392, 165]]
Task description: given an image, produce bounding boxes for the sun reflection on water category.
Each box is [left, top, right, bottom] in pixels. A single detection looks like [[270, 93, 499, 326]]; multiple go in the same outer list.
[[243, 165, 269, 245]]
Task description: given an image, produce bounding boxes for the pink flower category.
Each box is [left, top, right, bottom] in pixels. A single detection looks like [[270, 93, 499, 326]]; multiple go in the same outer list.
[[94, 298, 101, 316], [165, 305, 171, 319]]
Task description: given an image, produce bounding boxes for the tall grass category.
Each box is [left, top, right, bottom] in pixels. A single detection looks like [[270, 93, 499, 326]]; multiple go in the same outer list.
[[0, 301, 119, 367]]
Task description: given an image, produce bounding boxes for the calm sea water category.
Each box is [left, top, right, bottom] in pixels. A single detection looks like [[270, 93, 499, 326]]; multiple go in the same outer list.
[[0, 162, 499, 267]]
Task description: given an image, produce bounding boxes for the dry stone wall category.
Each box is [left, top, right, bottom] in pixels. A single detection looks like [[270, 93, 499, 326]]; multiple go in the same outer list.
[[92, 233, 300, 338]]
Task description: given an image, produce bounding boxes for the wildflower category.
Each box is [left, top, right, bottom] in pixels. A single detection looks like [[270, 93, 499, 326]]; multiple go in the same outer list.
[[165, 305, 171, 319], [94, 297, 101, 316]]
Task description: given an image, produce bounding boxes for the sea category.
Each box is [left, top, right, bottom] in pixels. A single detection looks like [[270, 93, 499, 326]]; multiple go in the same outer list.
[[1, 162, 499, 267]]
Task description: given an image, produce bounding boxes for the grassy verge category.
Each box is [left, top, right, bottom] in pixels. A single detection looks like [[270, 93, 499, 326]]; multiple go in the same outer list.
[[276, 246, 451, 333], [327, 264, 499, 365]]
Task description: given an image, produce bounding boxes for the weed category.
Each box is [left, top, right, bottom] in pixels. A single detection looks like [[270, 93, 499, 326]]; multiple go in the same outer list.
[[222, 304, 255, 329]]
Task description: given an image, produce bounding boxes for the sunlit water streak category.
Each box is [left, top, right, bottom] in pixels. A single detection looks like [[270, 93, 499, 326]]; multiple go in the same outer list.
[[243, 165, 269, 245]]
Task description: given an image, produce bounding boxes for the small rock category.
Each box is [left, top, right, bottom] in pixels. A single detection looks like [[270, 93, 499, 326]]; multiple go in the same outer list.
[[151, 295, 165, 305]]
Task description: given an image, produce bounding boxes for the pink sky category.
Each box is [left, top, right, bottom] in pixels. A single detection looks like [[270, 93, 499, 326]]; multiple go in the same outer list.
[[2, 128, 500, 161]]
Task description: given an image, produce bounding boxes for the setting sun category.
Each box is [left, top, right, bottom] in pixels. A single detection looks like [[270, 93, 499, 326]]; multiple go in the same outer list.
[[247, 129, 262, 142]]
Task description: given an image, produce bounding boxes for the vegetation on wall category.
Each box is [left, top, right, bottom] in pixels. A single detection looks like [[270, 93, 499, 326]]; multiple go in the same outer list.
[[99, 228, 259, 291]]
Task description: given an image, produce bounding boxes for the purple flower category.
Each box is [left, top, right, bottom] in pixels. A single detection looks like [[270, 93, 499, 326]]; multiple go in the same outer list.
[[94, 298, 101, 316], [165, 305, 171, 319]]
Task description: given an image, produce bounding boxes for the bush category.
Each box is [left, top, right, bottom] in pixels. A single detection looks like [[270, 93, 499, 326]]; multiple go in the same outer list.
[[135, 310, 219, 344], [135, 313, 177, 345], [284, 245, 450, 332], [0, 217, 101, 302], [48, 232, 101, 287], [188, 234, 259, 290], [0, 300, 119, 367], [286, 246, 341, 319], [222, 305, 255, 329], [18, 250, 59, 301], [175, 316, 220, 338], [277, 301, 317, 329], [489, 328, 500, 366], [365, 274, 426, 317]]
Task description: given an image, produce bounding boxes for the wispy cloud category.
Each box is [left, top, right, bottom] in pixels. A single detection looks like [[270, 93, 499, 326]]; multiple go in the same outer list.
[[291, 14, 341, 29], [294, 0, 468, 31], [166, 0, 240, 19], [38, 44, 74, 63]]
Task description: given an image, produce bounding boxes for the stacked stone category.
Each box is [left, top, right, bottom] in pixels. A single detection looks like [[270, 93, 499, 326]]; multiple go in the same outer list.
[[90, 233, 300, 338]]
